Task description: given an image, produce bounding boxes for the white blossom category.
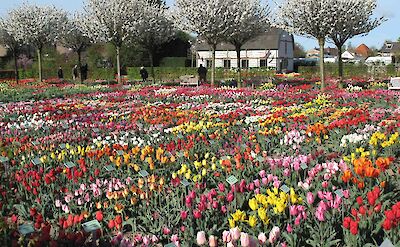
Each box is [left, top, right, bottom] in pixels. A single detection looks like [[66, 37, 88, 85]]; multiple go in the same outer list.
[[173, 0, 232, 86], [6, 3, 67, 82]]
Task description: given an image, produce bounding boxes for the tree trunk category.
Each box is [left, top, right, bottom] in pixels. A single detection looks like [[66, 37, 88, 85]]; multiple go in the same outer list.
[[337, 45, 343, 86], [318, 37, 326, 90], [37, 48, 43, 82], [211, 44, 216, 87], [77, 50, 82, 83], [13, 50, 18, 84], [236, 45, 242, 88], [116, 45, 121, 84], [149, 51, 155, 83]]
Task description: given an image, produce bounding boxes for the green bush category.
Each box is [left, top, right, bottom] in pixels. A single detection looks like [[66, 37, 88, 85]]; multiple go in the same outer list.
[[127, 67, 276, 82], [159, 57, 187, 67], [299, 64, 399, 79]]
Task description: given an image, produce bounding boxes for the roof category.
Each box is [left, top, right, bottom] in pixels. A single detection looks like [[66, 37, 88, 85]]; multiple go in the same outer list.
[[380, 41, 400, 53], [196, 28, 286, 51], [355, 44, 370, 57]]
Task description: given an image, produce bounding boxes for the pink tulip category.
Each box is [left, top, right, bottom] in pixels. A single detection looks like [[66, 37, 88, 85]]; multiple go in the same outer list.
[[230, 227, 241, 241], [259, 170, 266, 178], [254, 179, 260, 187], [261, 177, 268, 185], [287, 224, 293, 233], [180, 211, 188, 220], [163, 227, 171, 235], [258, 232, 267, 244], [221, 205, 227, 213], [222, 231, 232, 243], [209, 235, 218, 247], [193, 210, 202, 219], [226, 192, 234, 202], [240, 232, 250, 247], [218, 183, 225, 192], [268, 226, 280, 244], [171, 234, 179, 242], [306, 192, 315, 204], [196, 231, 207, 245], [227, 242, 235, 247], [143, 236, 150, 245]]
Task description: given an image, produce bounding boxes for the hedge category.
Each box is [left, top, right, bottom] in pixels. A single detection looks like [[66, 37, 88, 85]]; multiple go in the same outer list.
[[299, 64, 400, 79]]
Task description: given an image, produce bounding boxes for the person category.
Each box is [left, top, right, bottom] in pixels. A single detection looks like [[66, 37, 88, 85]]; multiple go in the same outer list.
[[197, 64, 207, 84], [72, 65, 78, 80], [81, 64, 88, 81], [57, 66, 63, 80], [140, 67, 148, 83]]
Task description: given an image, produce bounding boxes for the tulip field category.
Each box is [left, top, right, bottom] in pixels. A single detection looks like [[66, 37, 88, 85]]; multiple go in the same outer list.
[[0, 83, 400, 247]]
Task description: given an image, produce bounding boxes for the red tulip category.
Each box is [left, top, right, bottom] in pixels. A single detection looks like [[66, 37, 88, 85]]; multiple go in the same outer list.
[[96, 211, 103, 221], [108, 219, 115, 229]]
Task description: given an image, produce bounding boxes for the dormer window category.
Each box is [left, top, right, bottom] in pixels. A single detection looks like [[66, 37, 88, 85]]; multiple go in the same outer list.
[[386, 43, 393, 49]]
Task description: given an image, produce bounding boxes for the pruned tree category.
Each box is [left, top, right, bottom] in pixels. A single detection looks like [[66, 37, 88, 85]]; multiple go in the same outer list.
[[328, 0, 384, 81], [134, 1, 176, 82], [174, 0, 232, 86], [226, 0, 270, 87], [84, 0, 142, 84], [7, 3, 66, 82], [276, 0, 338, 89], [0, 18, 21, 83], [59, 13, 92, 82]]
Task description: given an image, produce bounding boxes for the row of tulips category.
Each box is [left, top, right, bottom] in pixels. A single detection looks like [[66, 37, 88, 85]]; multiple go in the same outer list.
[[0, 83, 399, 246]]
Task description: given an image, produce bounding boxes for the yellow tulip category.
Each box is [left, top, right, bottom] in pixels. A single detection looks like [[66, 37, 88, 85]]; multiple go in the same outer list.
[[248, 215, 257, 227], [249, 198, 259, 211]]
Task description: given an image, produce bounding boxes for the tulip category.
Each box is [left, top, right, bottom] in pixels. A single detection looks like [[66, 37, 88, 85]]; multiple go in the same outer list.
[[163, 227, 171, 235], [226, 192, 234, 202], [209, 235, 218, 247], [268, 226, 280, 244], [196, 231, 207, 245], [180, 211, 188, 220], [240, 232, 250, 247], [143, 236, 150, 245], [193, 210, 202, 219], [306, 192, 315, 204], [222, 230, 232, 243], [286, 224, 293, 233], [258, 232, 267, 244], [230, 227, 241, 241]]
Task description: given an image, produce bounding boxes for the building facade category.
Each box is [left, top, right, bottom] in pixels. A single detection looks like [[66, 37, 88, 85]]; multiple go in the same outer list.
[[196, 28, 294, 72]]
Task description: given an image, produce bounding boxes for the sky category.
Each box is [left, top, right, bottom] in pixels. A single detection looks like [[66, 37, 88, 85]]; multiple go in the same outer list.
[[0, 0, 398, 51]]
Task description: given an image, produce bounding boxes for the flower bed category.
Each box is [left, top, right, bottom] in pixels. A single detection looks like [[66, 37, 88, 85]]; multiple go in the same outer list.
[[0, 84, 399, 246]]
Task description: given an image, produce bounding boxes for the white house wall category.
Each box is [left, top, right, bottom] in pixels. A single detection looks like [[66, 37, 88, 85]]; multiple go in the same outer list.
[[197, 50, 279, 68]]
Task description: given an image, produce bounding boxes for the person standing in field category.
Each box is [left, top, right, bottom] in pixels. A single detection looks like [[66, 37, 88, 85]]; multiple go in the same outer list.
[[197, 64, 207, 84], [72, 65, 78, 81], [140, 67, 148, 83]]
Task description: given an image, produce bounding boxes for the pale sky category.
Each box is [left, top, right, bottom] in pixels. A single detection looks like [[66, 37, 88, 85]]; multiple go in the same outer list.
[[0, 0, 398, 51]]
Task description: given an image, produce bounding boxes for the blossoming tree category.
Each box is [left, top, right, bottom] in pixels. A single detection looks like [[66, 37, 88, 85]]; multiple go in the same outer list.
[[226, 0, 270, 87], [7, 3, 66, 82], [174, 0, 232, 86], [275, 0, 338, 89], [134, 1, 176, 82], [0, 18, 21, 83], [59, 13, 92, 82], [328, 0, 384, 81], [84, 0, 142, 84]]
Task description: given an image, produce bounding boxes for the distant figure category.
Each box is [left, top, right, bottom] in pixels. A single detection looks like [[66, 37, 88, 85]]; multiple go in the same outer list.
[[140, 67, 148, 82], [72, 65, 78, 80], [81, 64, 88, 81], [57, 66, 63, 79], [197, 64, 207, 83]]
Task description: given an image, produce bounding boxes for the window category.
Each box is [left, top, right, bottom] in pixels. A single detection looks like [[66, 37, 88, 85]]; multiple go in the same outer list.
[[285, 42, 288, 54], [241, 59, 249, 68], [386, 43, 393, 49], [223, 60, 231, 69], [206, 60, 212, 68], [260, 59, 268, 67]]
